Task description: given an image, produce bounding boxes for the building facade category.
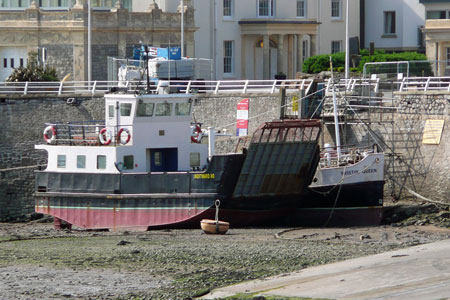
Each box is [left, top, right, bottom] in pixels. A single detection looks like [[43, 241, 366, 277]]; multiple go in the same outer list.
[[0, 0, 196, 81], [420, 0, 450, 76], [363, 0, 425, 52], [192, 0, 361, 80]]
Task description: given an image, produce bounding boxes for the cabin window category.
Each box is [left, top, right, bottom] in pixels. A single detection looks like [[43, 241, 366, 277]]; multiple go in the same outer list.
[[97, 155, 106, 169], [190, 152, 200, 167], [77, 155, 86, 168], [175, 103, 191, 116], [123, 155, 134, 170], [108, 105, 115, 118], [137, 102, 154, 117], [120, 103, 132, 116], [155, 103, 172, 116], [57, 155, 66, 168], [154, 152, 162, 166]]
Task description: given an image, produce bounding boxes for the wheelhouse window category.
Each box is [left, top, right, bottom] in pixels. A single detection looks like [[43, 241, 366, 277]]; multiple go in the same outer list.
[[384, 11, 396, 35], [97, 155, 106, 169], [120, 103, 132, 116], [155, 103, 172, 116], [296, 0, 306, 18], [77, 155, 86, 169], [331, 41, 342, 54], [224, 40, 234, 75], [223, 0, 233, 19], [57, 155, 66, 168], [258, 0, 275, 17], [123, 155, 134, 170], [331, 0, 341, 19], [175, 103, 191, 116], [136, 102, 154, 117]]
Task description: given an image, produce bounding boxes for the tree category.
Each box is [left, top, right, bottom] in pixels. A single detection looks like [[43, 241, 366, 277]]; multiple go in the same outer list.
[[6, 51, 59, 82]]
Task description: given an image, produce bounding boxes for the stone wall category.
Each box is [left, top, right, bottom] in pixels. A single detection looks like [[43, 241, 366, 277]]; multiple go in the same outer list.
[[0, 90, 449, 220]]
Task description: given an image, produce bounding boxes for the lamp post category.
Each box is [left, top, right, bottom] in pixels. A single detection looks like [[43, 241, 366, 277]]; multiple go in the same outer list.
[[88, 0, 92, 83], [345, 0, 349, 79], [181, 0, 184, 57]]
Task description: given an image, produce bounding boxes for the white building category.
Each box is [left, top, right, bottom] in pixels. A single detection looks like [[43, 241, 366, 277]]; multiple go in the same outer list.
[[363, 0, 425, 52], [193, 0, 361, 80]]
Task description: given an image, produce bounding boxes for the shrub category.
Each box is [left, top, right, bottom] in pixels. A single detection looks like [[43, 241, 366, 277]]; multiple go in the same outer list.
[[6, 51, 59, 82]]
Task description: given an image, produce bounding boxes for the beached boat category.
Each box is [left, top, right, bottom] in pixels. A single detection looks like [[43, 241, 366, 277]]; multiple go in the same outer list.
[[34, 90, 321, 230]]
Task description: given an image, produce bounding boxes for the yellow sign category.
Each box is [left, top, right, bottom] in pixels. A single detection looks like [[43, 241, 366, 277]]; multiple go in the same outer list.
[[292, 96, 298, 112], [422, 119, 445, 145], [194, 174, 215, 179]]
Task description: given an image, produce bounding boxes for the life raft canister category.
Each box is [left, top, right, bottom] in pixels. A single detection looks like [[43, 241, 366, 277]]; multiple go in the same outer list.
[[117, 128, 131, 145], [98, 128, 112, 145], [43, 125, 57, 144], [191, 124, 203, 143]]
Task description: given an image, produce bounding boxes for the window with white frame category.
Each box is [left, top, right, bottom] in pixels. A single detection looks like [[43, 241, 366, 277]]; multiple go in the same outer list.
[[0, 0, 30, 9], [223, 40, 234, 74], [447, 48, 450, 67], [258, 0, 275, 17], [384, 11, 396, 35], [331, 41, 342, 54], [297, 0, 306, 18], [223, 0, 233, 18], [302, 40, 308, 63], [331, 0, 341, 19]]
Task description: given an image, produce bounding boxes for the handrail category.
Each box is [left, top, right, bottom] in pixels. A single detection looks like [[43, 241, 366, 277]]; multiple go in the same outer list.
[[398, 76, 450, 92], [0, 79, 314, 97]]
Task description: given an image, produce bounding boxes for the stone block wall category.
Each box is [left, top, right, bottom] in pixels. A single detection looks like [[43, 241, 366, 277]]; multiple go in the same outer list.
[[42, 44, 74, 80]]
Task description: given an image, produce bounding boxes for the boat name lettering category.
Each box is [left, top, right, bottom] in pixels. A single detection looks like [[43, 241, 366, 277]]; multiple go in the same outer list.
[[194, 174, 215, 179], [341, 169, 377, 176]]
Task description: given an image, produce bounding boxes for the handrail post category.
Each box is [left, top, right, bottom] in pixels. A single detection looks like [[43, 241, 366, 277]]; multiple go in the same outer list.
[[271, 80, 277, 94], [58, 81, 64, 96], [243, 80, 249, 93], [425, 77, 431, 91], [214, 81, 221, 94], [92, 81, 97, 95], [24, 82, 29, 95], [399, 77, 406, 92], [186, 80, 192, 94]]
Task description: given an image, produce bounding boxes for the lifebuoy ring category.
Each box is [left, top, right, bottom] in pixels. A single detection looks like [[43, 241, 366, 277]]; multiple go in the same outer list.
[[191, 125, 202, 143], [117, 128, 131, 145], [98, 128, 112, 145], [43, 126, 57, 144]]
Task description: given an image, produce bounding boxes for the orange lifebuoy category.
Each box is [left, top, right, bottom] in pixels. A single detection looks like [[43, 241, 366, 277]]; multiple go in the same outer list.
[[191, 125, 202, 143], [117, 128, 131, 145], [98, 128, 112, 145], [43, 125, 57, 144]]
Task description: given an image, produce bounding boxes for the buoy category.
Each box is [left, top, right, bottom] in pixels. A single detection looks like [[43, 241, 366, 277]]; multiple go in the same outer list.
[[200, 200, 229, 234]]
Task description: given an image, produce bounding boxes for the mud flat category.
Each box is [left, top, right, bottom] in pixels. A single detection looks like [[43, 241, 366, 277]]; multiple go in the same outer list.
[[1, 219, 450, 300]]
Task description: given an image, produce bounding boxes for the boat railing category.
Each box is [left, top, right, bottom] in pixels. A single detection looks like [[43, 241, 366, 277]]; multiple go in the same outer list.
[[41, 121, 134, 146], [0, 79, 313, 96], [319, 146, 378, 168]]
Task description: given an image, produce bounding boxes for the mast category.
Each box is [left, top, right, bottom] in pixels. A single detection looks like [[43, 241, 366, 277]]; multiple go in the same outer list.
[[345, 0, 350, 79], [330, 56, 342, 160]]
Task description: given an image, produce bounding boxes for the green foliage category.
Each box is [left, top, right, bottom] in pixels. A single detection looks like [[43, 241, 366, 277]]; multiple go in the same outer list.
[[302, 49, 432, 76], [6, 51, 59, 82]]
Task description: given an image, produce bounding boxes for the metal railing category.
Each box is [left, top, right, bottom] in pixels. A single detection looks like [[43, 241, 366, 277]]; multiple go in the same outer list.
[[325, 78, 380, 93], [399, 76, 450, 92], [0, 79, 313, 96]]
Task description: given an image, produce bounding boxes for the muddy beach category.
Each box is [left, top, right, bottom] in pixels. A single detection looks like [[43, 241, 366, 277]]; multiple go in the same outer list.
[[1, 206, 450, 300]]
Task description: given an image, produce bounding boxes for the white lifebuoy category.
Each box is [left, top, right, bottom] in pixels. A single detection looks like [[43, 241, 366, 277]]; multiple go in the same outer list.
[[98, 128, 112, 145], [43, 126, 57, 144], [191, 125, 203, 143], [117, 128, 131, 145]]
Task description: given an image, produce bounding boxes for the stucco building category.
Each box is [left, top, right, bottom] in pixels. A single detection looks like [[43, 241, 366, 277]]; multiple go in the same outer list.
[[0, 0, 196, 81], [191, 0, 361, 80], [420, 0, 450, 76]]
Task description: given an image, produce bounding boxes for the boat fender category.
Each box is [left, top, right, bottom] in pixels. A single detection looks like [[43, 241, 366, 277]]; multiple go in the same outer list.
[[43, 125, 57, 144], [117, 128, 131, 145], [99, 128, 112, 145], [191, 125, 203, 143]]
